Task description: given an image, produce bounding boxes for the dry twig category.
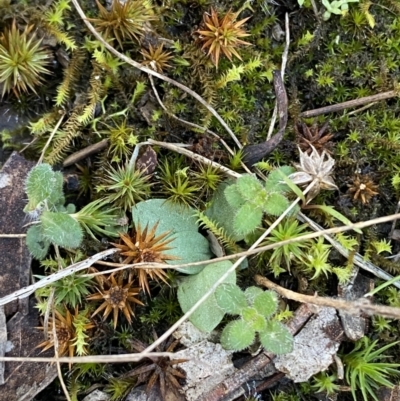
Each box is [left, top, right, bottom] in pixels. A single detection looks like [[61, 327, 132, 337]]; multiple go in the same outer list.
[[255, 275, 400, 319], [300, 90, 398, 118]]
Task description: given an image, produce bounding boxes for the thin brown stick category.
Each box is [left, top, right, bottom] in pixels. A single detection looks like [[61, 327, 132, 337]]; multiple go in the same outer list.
[[299, 90, 397, 118], [70, 0, 242, 149], [0, 234, 26, 238], [255, 275, 400, 319], [63, 139, 109, 167]]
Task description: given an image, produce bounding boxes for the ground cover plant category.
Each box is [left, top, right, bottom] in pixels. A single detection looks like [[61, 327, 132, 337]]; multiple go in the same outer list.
[[1, 0, 400, 400]]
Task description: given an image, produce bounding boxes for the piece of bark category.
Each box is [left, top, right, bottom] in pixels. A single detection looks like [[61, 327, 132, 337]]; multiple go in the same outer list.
[[1, 299, 57, 401], [136, 146, 158, 175], [274, 306, 344, 382], [0, 152, 35, 317], [0, 152, 57, 400], [338, 273, 373, 341], [0, 306, 5, 385], [173, 340, 235, 401]]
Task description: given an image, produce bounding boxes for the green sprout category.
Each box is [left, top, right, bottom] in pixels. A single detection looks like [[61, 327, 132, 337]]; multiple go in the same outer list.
[[262, 218, 312, 276], [89, 0, 156, 48], [96, 163, 151, 210], [343, 337, 400, 401], [311, 372, 340, 396], [0, 20, 51, 97]]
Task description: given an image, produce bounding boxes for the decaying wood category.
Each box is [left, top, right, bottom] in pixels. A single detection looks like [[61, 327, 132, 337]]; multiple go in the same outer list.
[[377, 385, 400, 401], [0, 152, 35, 316], [0, 153, 57, 401], [0, 306, 5, 385], [1, 301, 57, 401], [274, 307, 343, 382]]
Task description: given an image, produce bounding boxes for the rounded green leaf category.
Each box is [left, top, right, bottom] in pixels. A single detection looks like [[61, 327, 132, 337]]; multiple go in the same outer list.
[[24, 164, 64, 210], [259, 320, 293, 355], [220, 320, 255, 351], [264, 166, 295, 193], [132, 199, 212, 274], [224, 183, 245, 210], [215, 284, 248, 315], [236, 174, 263, 200], [177, 261, 236, 332], [253, 291, 278, 318], [234, 204, 262, 235], [26, 225, 51, 260], [244, 286, 264, 304], [241, 307, 267, 332], [263, 192, 290, 216], [207, 181, 244, 241], [41, 211, 83, 249]]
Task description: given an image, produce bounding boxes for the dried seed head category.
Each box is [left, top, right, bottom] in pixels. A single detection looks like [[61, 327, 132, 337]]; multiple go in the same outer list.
[[288, 146, 337, 203]]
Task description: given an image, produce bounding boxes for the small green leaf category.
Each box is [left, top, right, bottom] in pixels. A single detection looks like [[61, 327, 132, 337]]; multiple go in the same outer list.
[[263, 192, 290, 216], [224, 183, 245, 209], [241, 307, 267, 332], [24, 164, 64, 210], [177, 261, 236, 332], [26, 225, 51, 260], [215, 284, 248, 315], [253, 291, 278, 318], [220, 320, 255, 351], [259, 320, 293, 354], [265, 166, 295, 193], [236, 174, 264, 200], [41, 211, 83, 248], [244, 286, 264, 304], [234, 204, 262, 235]]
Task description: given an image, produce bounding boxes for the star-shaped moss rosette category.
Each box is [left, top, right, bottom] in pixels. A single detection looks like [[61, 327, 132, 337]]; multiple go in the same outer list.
[[36, 307, 94, 368], [125, 333, 187, 401], [0, 20, 51, 97], [196, 7, 251, 68], [111, 222, 178, 294], [131, 199, 212, 274], [288, 146, 338, 203], [87, 272, 143, 329], [88, 0, 156, 48]]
